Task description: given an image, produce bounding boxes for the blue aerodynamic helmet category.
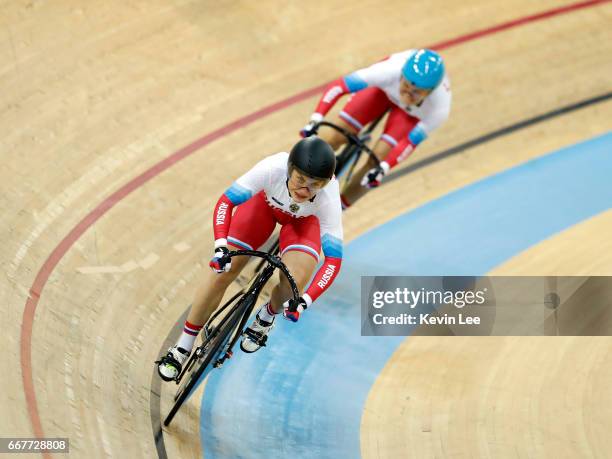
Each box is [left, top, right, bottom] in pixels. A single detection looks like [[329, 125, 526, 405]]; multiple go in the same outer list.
[[401, 49, 445, 90]]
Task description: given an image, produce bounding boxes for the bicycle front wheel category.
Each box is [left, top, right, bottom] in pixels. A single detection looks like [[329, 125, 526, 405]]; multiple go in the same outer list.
[[163, 298, 247, 426]]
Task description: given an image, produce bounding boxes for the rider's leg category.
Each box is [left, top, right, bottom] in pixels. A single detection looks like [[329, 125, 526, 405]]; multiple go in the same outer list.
[[269, 215, 321, 313], [158, 192, 277, 377], [241, 217, 320, 353], [317, 116, 356, 150], [180, 192, 276, 349], [187, 252, 249, 326], [269, 250, 318, 313], [318, 87, 390, 150], [339, 139, 392, 206], [340, 107, 418, 207], [158, 260, 249, 380]]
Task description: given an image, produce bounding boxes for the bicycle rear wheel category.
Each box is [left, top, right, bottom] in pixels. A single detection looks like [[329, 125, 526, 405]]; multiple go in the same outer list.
[[163, 296, 247, 426]]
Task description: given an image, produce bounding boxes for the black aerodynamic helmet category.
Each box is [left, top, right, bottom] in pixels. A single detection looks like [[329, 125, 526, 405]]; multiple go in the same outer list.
[[287, 136, 336, 180]]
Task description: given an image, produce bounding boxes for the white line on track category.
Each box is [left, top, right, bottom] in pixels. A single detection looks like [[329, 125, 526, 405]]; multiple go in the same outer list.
[[173, 242, 191, 253]]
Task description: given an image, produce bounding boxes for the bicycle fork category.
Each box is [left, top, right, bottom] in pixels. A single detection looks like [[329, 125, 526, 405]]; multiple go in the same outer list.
[[214, 263, 275, 368]]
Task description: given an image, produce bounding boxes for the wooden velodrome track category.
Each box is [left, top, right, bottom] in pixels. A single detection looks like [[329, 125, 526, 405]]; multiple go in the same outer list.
[[2, 0, 611, 458]]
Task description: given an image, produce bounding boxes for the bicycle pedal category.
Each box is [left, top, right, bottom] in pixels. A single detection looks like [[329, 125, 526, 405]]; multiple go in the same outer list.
[[244, 328, 268, 346]]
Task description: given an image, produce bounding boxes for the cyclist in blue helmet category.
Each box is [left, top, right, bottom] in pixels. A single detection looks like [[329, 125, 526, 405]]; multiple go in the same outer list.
[[301, 48, 451, 209], [402, 49, 445, 90]]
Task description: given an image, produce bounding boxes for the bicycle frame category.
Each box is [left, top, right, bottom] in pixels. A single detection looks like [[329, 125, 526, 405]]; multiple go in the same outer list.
[[215, 250, 300, 361], [213, 261, 277, 368], [174, 260, 277, 384], [314, 115, 384, 181], [164, 250, 300, 426]]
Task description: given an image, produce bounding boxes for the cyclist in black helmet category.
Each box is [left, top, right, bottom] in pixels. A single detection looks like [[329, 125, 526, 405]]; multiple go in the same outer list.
[[157, 137, 344, 381]]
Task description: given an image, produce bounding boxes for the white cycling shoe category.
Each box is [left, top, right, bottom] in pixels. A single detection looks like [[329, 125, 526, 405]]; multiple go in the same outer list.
[[240, 314, 275, 353], [156, 345, 190, 381]]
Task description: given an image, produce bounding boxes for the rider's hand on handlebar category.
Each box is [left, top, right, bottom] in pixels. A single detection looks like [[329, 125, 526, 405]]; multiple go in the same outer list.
[[209, 246, 231, 273], [282, 297, 308, 322], [361, 161, 390, 189], [300, 113, 324, 138]]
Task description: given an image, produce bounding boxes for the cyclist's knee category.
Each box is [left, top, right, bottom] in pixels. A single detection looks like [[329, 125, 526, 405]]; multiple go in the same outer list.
[[278, 280, 300, 302], [279, 251, 317, 290], [372, 140, 392, 162], [210, 270, 237, 289], [288, 262, 317, 290], [211, 256, 246, 287], [319, 119, 355, 150], [318, 129, 343, 150]]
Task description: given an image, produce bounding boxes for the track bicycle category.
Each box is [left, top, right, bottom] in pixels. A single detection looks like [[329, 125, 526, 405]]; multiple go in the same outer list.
[[163, 249, 300, 426]]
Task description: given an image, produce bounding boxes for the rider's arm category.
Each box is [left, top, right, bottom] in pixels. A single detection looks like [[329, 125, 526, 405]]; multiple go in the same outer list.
[[302, 186, 344, 305], [303, 237, 343, 306], [211, 192, 239, 248], [212, 154, 279, 247], [312, 75, 366, 117], [312, 57, 393, 118], [380, 123, 426, 170], [383, 94, 451, 170]]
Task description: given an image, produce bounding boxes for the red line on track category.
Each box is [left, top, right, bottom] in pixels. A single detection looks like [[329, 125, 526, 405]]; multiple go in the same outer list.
[[431, 0, 608, 50], [20, 0, 610, 455]]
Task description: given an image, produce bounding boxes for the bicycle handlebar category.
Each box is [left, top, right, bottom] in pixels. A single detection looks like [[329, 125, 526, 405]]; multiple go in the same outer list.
[[312, 121, 380, 166], [224, 250, 302, 311]]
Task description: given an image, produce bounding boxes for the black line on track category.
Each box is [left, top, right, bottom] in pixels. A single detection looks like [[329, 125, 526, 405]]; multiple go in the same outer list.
[[150, 309, 189, 459], [384, 92, 612, 185], [149, 90, 611, 458]]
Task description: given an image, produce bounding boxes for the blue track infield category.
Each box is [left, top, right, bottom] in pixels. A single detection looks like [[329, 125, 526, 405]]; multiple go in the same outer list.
[[200, 132, 612, 459]]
